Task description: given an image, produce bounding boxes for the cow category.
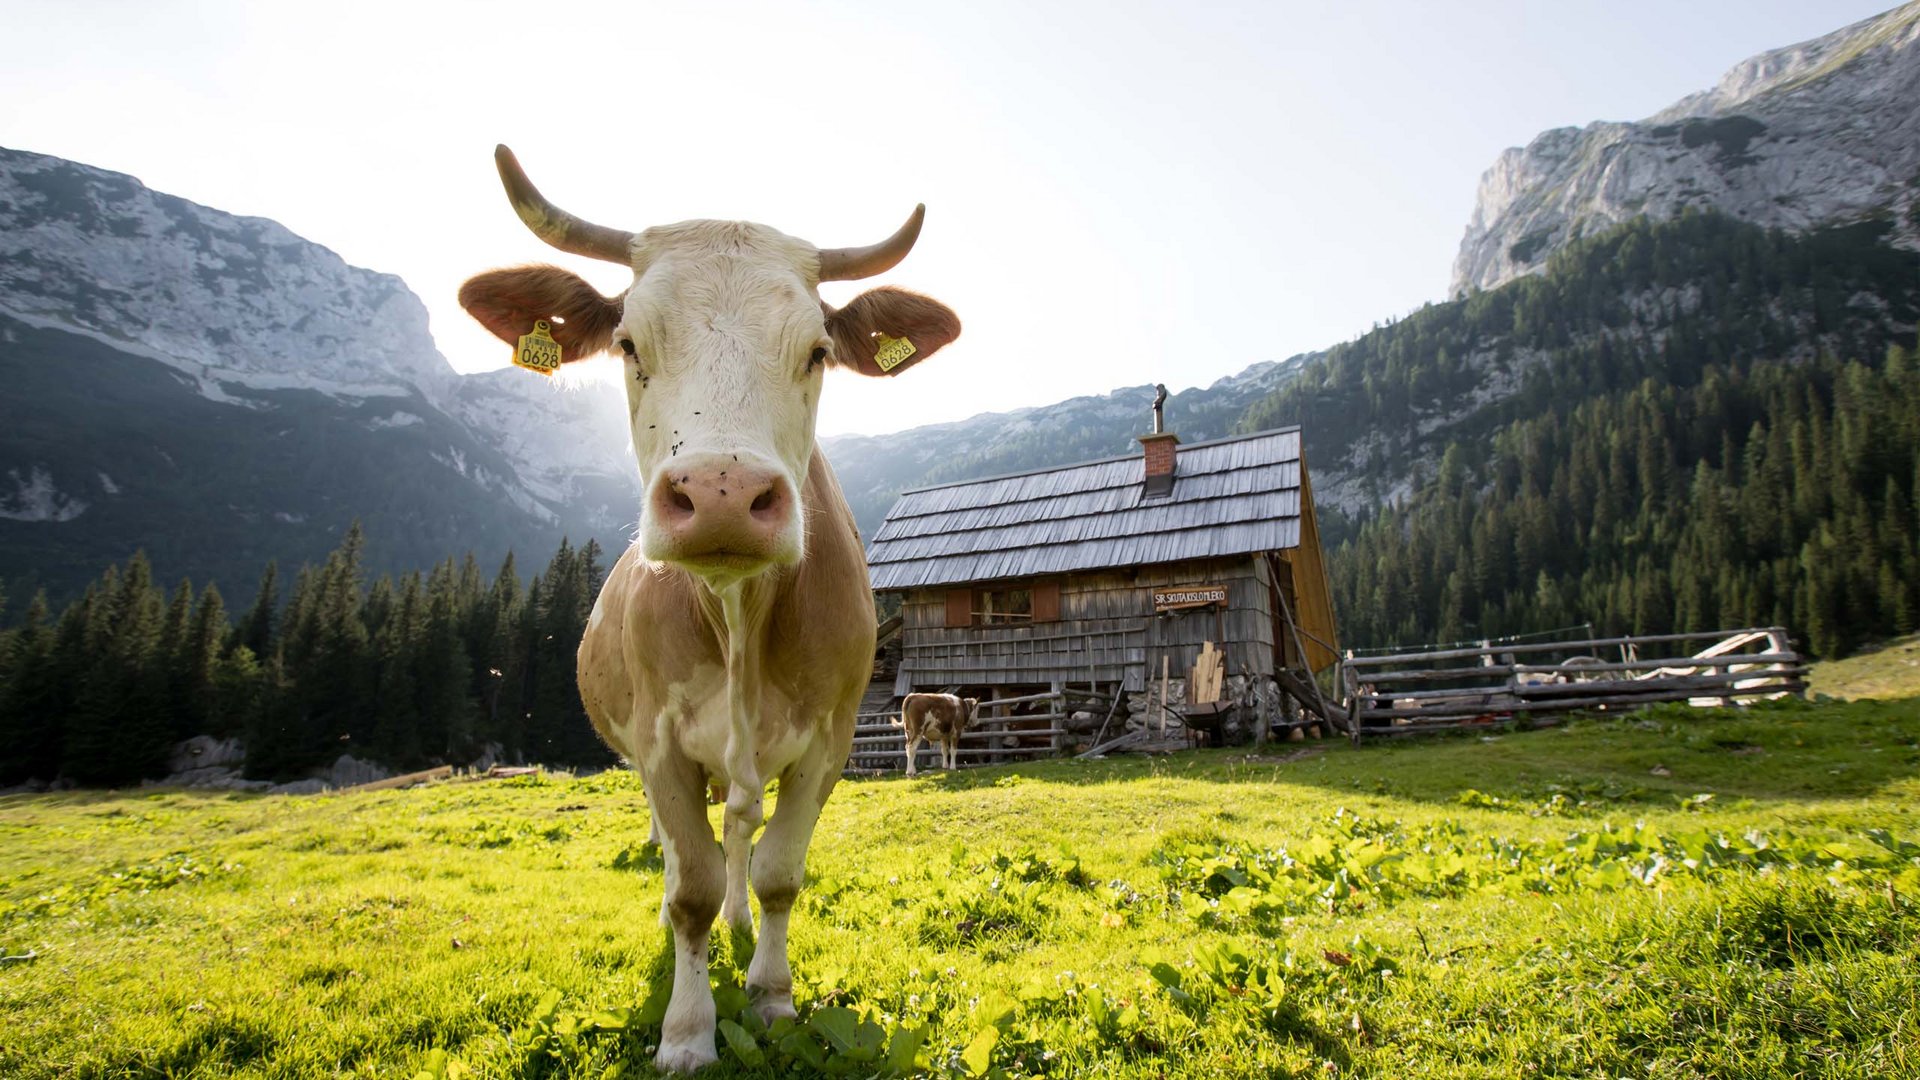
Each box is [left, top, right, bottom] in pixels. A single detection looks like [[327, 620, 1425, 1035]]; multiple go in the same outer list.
[[894, 693, 978, 776], [458, 146, 960, 1073]]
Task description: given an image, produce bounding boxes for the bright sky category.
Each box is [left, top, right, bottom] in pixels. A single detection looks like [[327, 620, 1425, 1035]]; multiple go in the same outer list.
[[0, 0, 1895, 437]]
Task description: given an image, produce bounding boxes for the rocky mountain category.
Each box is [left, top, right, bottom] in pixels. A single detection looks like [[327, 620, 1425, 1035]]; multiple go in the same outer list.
[[1452, 2, 1920, 297], [0, 146, 636, 605]]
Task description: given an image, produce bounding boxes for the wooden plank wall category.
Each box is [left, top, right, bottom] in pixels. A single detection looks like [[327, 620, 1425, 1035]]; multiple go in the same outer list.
[[895, 556, 1277, 693], [1283, 461, 1341, 671]]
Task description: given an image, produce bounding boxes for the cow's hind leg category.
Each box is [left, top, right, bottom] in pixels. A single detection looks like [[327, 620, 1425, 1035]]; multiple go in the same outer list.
[[904, 732, 922, 777], [717, 586, 766, 950], [647, 752, 725, 1073], [746, 736, 841, 1024], [719, 778, 757, 945]]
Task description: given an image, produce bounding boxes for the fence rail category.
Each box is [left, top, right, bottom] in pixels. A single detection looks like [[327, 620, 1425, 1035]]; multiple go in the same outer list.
[[1340, 626, 1804, 740]]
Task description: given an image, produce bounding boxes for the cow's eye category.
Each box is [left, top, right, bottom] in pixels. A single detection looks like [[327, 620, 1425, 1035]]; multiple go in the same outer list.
[[619, 337, 637, 358], [807, 346, 827, 372]]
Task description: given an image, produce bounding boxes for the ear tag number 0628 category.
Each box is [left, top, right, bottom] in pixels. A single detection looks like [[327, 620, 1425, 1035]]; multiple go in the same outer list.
[[872, 333, 916, 373], [515, 320, 563, 376]]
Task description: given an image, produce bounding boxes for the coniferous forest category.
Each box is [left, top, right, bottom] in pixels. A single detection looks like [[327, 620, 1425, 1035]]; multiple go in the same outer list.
[[0, 529, 614, 787], [1236, 211, 1920, 659]]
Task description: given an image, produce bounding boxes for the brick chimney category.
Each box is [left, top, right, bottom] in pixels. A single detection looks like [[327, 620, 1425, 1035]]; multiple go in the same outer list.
[[1139, 383, 1178, 498]]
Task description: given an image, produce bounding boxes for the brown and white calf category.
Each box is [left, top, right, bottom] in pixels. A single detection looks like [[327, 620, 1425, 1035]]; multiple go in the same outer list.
[[459, 146, 959, 1073], [895, 693, 978, 776]]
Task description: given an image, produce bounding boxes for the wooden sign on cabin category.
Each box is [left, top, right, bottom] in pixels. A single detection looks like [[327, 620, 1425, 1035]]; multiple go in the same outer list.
[[1153, 584, 1228, 611]]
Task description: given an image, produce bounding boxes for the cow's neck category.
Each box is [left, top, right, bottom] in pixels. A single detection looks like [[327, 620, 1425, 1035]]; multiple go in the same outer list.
[[681, 451, 833, 828], [715, 580, 767, 837]]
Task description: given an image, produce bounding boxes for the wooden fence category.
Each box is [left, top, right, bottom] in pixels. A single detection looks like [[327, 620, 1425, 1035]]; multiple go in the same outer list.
[[845, 688, 1115, 772], [1339, 627, 1806, 740]]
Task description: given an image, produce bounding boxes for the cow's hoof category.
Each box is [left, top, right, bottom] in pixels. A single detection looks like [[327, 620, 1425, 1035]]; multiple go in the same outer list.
[[751, 992, 797, 1026], [654, 1040, 718, 1074]]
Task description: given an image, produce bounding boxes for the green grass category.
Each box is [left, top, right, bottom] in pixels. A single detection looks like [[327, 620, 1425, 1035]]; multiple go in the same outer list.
[[3, 696, 1919, 1078], [1811, 632, 1920, 702]]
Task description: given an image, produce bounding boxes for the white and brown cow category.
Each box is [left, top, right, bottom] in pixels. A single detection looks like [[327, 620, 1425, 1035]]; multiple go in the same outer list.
[[459, 146, 959, 1073], [894, 693, 978, 776]]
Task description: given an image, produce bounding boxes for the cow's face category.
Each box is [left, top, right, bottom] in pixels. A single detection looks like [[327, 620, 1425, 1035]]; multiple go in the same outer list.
[[460, 147, 960, 587]]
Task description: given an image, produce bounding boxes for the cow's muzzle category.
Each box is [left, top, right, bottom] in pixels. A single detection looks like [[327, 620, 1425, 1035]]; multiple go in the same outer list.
[[643, 454, 798, 579]]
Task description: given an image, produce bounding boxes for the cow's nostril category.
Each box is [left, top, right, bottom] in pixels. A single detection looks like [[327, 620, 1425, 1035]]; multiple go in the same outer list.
[[750, 489, 778, 514], [670, 488, 695, 514]]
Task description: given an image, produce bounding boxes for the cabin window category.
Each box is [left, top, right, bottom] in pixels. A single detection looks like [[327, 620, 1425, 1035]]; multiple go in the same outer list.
[[976, 587, 1032, 624], [944, 581, 1060, 626]]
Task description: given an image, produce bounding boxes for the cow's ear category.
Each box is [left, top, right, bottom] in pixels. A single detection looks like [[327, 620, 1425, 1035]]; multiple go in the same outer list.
[[824, 287, 960, 377], [459, 265, 624, 363]]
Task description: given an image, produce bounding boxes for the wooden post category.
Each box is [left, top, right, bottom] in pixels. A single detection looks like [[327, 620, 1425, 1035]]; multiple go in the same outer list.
[[1050, 680, 1067, 754], [1254, 678, 1271, 746], [1159, 655, 1170, 736]]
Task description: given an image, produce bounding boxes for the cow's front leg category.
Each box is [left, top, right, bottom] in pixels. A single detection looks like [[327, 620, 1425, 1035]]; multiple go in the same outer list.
[[647, 754, 724, 1073], [747, 736, 841, 1024]]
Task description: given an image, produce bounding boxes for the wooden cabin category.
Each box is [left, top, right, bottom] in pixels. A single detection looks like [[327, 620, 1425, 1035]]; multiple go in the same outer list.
[[865, 423, 1342, 750]]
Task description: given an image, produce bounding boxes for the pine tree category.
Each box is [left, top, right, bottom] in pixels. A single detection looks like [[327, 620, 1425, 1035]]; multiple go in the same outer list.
[[371, 573, 425, 765], [210, 644, 263, 741], [417, 560, 474, 761], [65, 553, 171, 785], [155, 579, 196, 740], [237, 561, 279, 660], [0, 592, 60, 784], [469, 552, 522, 751], [182, 584, 230, 737]]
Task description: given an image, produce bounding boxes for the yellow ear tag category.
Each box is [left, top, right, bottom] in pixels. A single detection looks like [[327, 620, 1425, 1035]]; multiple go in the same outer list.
[[514, 320, 563, 376], [872, 333, 917, 373]]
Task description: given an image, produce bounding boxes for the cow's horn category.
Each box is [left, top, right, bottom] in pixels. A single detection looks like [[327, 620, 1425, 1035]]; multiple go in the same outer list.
[[817, 205, 926, 282], [493, 145, 635, 264]]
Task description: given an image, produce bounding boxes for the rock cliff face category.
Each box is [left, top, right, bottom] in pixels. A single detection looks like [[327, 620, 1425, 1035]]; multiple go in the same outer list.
[[0, 145, 635, 602], [1452, 2, 1920, 296]]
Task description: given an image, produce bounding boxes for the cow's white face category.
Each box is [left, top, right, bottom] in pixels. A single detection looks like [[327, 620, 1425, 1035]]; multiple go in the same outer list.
[[458, 145, 960, 591], [616, 223, 826, 582]]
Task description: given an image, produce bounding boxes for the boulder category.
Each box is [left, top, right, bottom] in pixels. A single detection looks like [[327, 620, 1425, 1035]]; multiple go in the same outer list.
[[270, 778, 328, 796], [167, 735, 245, 775], [323, 754, 391, 789]]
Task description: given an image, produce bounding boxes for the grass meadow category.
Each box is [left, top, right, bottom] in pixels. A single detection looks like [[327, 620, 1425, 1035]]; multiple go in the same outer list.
[[3, 692, 1918, 1078]]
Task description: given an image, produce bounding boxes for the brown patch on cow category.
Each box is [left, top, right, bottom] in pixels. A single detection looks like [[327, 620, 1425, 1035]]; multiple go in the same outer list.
[[824, 287, 961, 377], [651, 752, 726, 931], [458, 264, 624, 362], [754, 879, 800, 917]]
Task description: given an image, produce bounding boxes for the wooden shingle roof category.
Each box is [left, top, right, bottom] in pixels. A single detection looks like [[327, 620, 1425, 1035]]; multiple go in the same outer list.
[[865, 427, 1310, 590]]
